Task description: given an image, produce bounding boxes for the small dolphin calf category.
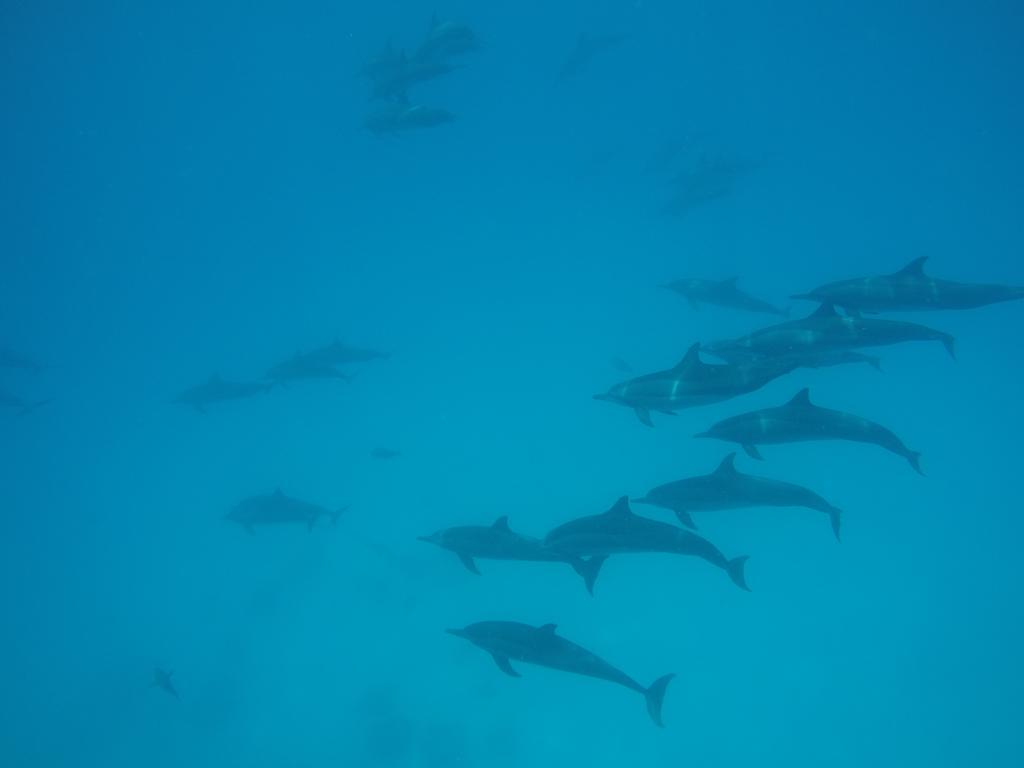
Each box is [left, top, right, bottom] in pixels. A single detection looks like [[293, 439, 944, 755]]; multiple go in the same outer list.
[[151, 668, 178, 699], [594, 343, 796, 426], [544, 497, 749, 590], [446, 621, 674, 726], [418, 516, 606, 594], [792, 256, 1024, 313], [173, 375, 270, 413], [696, 388, 923, 474], [663, 277, 788, 316], [226, 490, 347, 533], [634, 453, 842, 540]]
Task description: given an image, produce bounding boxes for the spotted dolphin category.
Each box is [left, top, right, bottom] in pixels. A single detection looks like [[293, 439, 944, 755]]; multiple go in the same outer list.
[[173, 375, 271, 413], [663, 277, 788, 316], [226, 490, 347, 533]]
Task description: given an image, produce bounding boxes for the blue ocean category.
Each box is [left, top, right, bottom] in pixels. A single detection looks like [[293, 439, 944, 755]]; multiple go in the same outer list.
[[2, 1, 1022, 765]]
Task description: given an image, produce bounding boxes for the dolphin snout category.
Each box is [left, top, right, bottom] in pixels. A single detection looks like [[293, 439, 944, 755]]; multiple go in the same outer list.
[[593, 393, 611, 401], [445, 628, 467, 639]]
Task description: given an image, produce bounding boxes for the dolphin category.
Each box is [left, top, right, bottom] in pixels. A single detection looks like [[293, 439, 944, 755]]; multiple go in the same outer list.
[[0, 390, 52, 416], [226, 490, 347, 533], [369, 50, 462, 102], [707, 303, 956, 360], [414, 16, 478, 63], [151, 668, 178, 699], [364, 103, 455, 135], [543, 497, 750, 590], [418, 516, 607, 594], [593, 342, 796, 426], [445, 621, 674, 726], [560, 32, 629, 79], [265, 355, 354, 385], [634, 453, 842, 540], [707, 346, 883, 373], [0, 345, 42, 372], [695, 388, 923, 474], [662, 277, 788, 316], [302, 339, 389, 367], [371, 446, 401, 460], [172, 375, 271, 413], [792, 256, 1024, 313]]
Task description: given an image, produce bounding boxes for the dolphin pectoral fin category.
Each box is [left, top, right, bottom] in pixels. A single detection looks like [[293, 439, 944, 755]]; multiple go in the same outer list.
[[491, 654, 520, 678], [726, 555, 751, 591], [570, 556, 607, 596], [457, 553, 481, 575], [742, 444, 764, 460], [906, 451, 925, 476], [827, 507, 842, 542], [674, 509, 697, 529], [645, 674, 675, 727], [634, 407, 654, 427]]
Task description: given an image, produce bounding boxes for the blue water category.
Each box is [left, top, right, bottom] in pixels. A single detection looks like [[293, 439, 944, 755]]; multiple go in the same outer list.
[[2, 1, 1022, 765]]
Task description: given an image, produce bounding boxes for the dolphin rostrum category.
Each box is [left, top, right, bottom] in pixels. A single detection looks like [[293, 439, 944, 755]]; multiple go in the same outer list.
[[543, 497, 750, 590], [695, 388, 923, 475], [226, 490, 347, 533], [792, 256, 1024, 313], [445, 620, 674, 726], [663, 277, 788, 316], [594, 342, 796, 426], [418, 516, 606, 594], [634, 453, 842, 540]]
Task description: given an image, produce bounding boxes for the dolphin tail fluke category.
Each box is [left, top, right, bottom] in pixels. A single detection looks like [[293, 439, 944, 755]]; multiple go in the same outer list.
[[674, 509, 697, 529], [571, 556, 607, 596], [644, 674, 675, 727], [941, 335, 957, 360], [726, 555, 750, 591], [907, 451, 925, 476], [827, 507, 842, 542]]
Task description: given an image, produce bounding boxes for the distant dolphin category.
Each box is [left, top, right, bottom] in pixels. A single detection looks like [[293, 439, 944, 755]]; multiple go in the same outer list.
[[0, 390, 51, 416], [226, 490, 347, 533], [634, 453, 842, 540], [364, 103, 455, 135], [594, 342, 796, 426], [151, 668, 178, 699], [696, 388, 923, 475], [707, 303, 956, 360], [173, 375, 271, 413], [662, 277, 788, 316], [792, 256, 1024, 313], [303, 340, 389, 367], [265, 355, 354, 386], [0, 345, 42, 372], [418, 516, 606, 594], [544, 497, 750, 590], [446, 621, 674, 726], [560, 32, 629, 79], [707, 346, 883, 373]]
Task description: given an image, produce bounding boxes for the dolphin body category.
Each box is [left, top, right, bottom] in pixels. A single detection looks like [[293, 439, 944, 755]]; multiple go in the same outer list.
[[173, 375, 270, 413], [226, 490, 347, 533], [663, 277, 788, 316], [594, 342, 796, 426], [707, 303, 956, 361], [560, 32, 629, 79], [0, 345, 42, 372], [696, 388, 923, 474], [707, 346, 883, 373], [0, 390, 51, 416], [369, 51, 462, 102], [152, 668, 178, 699], [445, 621, 674, 726], [265, 355, 353, 385], [634, 453, 842, 540], [543, 497, 750, 590], [302, 340, 389, 367], [792, 256, 1024, 313], [364, 104, 455, 135], [414, 16, 478, 63], [418, 516, 606, 594]]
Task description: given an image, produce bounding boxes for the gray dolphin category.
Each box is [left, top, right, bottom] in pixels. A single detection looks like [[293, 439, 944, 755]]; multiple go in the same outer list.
[[369, 50, 462, 102], [226, 490, 347, 533], [173, 375, 271, 413], [663, 277, 788, 316], [418, 516, 606, 594], [0, 390, 51, 416], [302, 339, 389, 367], [707, 303, 956, 360], [543, 497, 750, 590], [696, 388, 923, 474], [792, 256, 1024, 313], [151, 668, 178, 699], [364, 103, 455, 135], [634, 453, 842, 540], [594, 342, 796, 426], [707, 346, 883, 373], [0, 345, 42, 372], [560, 32, 629, 79], [445, 621, 674, 726], [265, 355, 354, 386]]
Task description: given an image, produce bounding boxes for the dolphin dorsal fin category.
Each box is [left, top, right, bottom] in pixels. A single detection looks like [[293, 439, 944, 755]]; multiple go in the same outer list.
[[714, 453, 738, 475], [787, 388, 812, 407], [604, 496, 632, 517], [492, 516, 510, 531], [537, 623, 558, 635], [673, 342, 703, 371], [809, 303, 838, 319], [895, 256, 928, 276]]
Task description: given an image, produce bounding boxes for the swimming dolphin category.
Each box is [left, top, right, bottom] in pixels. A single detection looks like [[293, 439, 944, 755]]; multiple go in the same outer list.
[[662, 277, 788, 316], [543, 497, 750, 590], [634, 453, 842, 540], [364, 103, 455, 135], [695, 388, 923, 474], [369, 50, 462, 102], [593, 343, 796, 426], [226, 490, 347, 533], [173, 375, 271, 413], [560, 32, 629, 79], [707, 303, 956, 360], [151, 668, 178, 699], [0, 345, 42, 372], [265, 355, 354, 386], [418, 516, 607, 594], [445, 621, 674, 726], [414, 16, 478, 63], [707, 346, 883, 373], [0, 390, 51, 416], [791, 256, 1024, 313], [302, 339, 389, 367], [371, 446, 401, 460]]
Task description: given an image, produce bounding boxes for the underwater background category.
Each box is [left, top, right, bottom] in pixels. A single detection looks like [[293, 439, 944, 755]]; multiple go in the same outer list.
[[2, 0, 1023, 765]]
